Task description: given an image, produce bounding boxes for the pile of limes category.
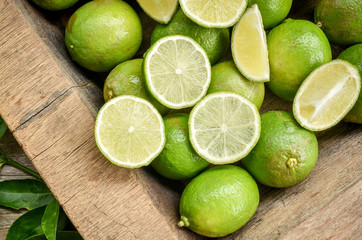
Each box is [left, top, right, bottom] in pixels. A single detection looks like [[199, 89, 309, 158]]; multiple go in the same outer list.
[[31, 0, 361, 238]]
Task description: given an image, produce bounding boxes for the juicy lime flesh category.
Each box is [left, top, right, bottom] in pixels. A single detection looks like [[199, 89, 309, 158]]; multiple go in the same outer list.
[[95, 97, 164, 167], [190, 93, 260, 164], [151, 9, 230, 65], [103, 59, 169, 115], [208, 60, 265, 109], [295, 61, 360, 129], [179, 165, 259, 237], [180, 0, 247, 27], [145, 36, 210, 108], [151, 113, 209, 180], [137, 0, 178, 23], [232, 5, 269, 81], [242, 111, 318, 188]]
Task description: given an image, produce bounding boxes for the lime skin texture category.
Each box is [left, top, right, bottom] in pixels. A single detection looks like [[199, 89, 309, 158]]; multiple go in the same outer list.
[[267, 19, 332, 101], [31, 0, 79, 11], [103, 59, 169, 115], [315, 0, 362, 46], [65, 0, 142, 72], [151, 9, 230, 65], [179, 165, 259, 237], [338, 44, 362, 124], [208, 60, 265, 109], [242, 111, 318, 188], [151, 113, 209, 180]]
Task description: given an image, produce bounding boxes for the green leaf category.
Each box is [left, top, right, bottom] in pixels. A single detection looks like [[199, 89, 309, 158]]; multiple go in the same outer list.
[[0, 116, 7, 140], [25, 231, 83, 240], [6, 206, 46, 240], [0, 179, 54, 210], [41, 198, 59, 240]]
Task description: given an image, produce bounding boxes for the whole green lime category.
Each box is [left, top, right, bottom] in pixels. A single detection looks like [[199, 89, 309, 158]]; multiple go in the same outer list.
[[208, 60, 265, 109], [65, 0, 142, 72], [338, 44, 362, 124], [242, 111, 318, 188], [267, 19, 332, 101], [151, 113, 209, 180], [248, 0, 293, 29], [31, 0, 79, 11], [178, 165, 259, 237], [103, 59, 169, 115], [151, 9, 229, 65], [314, 0, 362, 46]]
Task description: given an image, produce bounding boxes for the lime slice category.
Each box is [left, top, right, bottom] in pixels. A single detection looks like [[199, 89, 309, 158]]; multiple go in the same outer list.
[[94, 96, 165, 168], [136, 0, 178, 24], [144, 35, 211, 109], [189, 92, 261, 164], [232, 5, 269, 82], [293, 60, 361, 131], [179, 0, 247, 28]]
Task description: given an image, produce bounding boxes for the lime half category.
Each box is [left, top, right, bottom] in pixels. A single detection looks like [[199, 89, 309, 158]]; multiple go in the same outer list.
[[232, 4, 269, 82], [179, 0, 247, 28], [293, 60, 361, 131], [144, 35, 211, 109], [189, 92, 261, 164], [94, 96, 165, 168]]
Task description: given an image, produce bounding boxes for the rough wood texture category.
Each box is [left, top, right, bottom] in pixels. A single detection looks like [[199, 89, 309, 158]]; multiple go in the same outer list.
[[0, 0, 361, 239]]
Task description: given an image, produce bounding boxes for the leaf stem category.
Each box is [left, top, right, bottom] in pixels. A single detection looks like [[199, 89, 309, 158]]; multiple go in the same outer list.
[[0, 148, 42, 180]]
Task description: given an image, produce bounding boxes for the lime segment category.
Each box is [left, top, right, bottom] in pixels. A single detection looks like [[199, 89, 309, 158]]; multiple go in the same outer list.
[[136, 0, 178, 24], [293, 60, 361, 131], [189, 92, 261, 164], [144, 36, 211, 109], [94, 96, 165, 168], [232, 4, 269, 82], [179, 0, 247, 28]]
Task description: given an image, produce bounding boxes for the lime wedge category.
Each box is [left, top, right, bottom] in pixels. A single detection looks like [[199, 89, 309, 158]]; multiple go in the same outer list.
[[232, 4, 269, 82], [189, 92, 261, 164], [293, 60, 361, 131], [179, 0, 247, 28], [144, 35, 211, 109], [94, 96, 165, 168], [136, 0, 178, 24]]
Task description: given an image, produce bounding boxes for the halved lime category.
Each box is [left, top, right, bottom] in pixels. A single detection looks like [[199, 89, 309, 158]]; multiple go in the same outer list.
[[136, 0, 178, 24], [189, 92, 261, 164], [179, 0, 247, 28], [144, 35, 211, 109], [293, 60, 361, 131], [94, 96, 165, 168], [232, 4, 269, 82]]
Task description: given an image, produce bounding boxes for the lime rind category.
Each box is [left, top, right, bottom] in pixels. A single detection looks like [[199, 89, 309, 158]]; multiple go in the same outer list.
[[94, 95, 166, 168], [136, 0, 178, 24], [179, 0, 248, 28], [144, 35, 211, 109], [293, 59, 361, 131], [231, 4, 269, 82], [189, 92, 261, 164]]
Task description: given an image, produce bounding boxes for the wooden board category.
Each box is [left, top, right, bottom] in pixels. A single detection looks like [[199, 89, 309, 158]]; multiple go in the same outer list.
[[0, 0, 361, 239]]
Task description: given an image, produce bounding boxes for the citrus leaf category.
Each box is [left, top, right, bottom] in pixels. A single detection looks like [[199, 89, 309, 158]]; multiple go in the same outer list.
[[41, 199, 68, 240], [0, 179, 54, 210], [25, 231, 83, 240], [0, 116, 7, 140], [6, 206, 46, 240]]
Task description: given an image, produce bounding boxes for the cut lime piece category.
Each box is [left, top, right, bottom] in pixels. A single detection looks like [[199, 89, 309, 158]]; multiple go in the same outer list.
[[232, 4, 269, 82], [179, 0, 247, 28], [94, 96, 165, 168], [293, 60, 361, 131], [136, 0, 178, 24], [144, 35, 211, 109], [189, 92, 261, 164]]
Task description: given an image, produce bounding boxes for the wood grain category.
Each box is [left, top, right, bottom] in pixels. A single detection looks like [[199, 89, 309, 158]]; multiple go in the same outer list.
[[0, 0, 361, 239]]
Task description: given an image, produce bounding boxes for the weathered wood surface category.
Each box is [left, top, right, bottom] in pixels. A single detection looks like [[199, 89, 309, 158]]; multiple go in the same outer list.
[[0, 0, 361, 239]]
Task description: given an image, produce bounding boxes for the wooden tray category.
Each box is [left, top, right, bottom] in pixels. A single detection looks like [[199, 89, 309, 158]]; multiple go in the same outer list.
[[0, 0, 360, 239]]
